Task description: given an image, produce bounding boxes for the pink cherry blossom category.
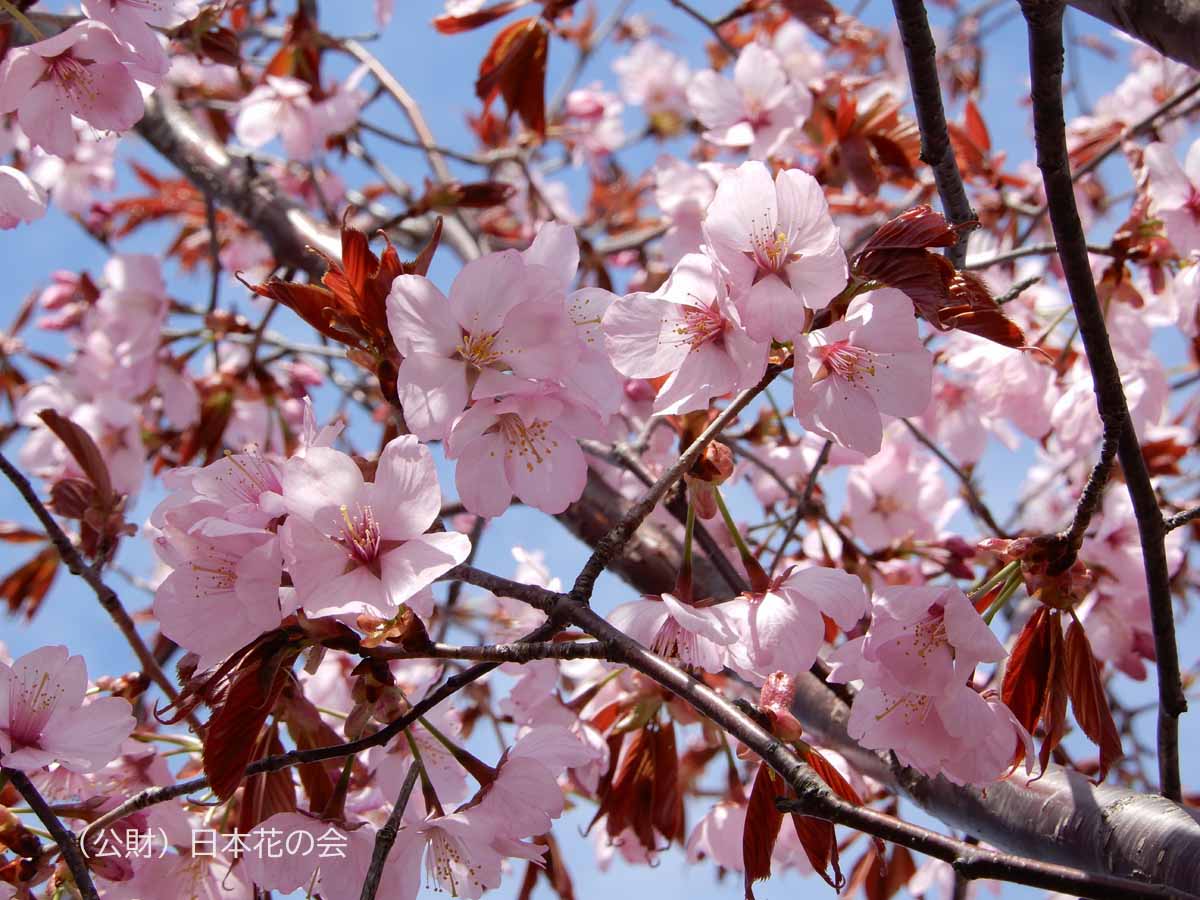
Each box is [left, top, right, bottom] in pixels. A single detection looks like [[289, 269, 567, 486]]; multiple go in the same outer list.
[[724, 565, 868, 681], [0, 165, 46, 229], [608, 593, 735, 673], [445, 382, 602, 516], [654, 157, 721, 265], [0, 21, 144, 157], [704, 161, 847, 342], [1143, 139, 1200, 254], [81, 0, 201, 81], [793, 289, 933, 456], [686, 42, 810, 159], [0, 645, 134, 773], [844, 430, 959, 549], [26, 134, 117, 215], [234, 74, 364, 161], [386, 247, 569, 440], [603, 252, 769, 414], [279, 435, 471, 619], [613, 41, 691, 125], [826, 584, 1026, 783], [152, 523, 284, 670]]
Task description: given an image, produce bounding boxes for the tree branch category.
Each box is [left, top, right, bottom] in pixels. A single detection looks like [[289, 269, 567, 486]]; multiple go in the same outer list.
[[0, 451, 191, 725], [1019, 0, 1185, 801], [1066, 0, 1200, 72], [892, 0, 976, 266], [359, 763, 419, 900], [5, 768, 99, 900]]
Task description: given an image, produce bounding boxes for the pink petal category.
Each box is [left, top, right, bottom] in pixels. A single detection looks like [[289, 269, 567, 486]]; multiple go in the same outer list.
[[379, 532, 471, 610], [505, 423, 586, 514], [387, 275, 463, 355], [455, 431, 513, 518], [372, 434, 443, 539], [602, 292, 691, 378]]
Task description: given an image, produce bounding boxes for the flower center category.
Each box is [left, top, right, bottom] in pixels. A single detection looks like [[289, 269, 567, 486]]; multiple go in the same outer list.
[[48, 55, 98, 105], [1186, 187, 1200, 222], [338, 504, 381, 566], [497, 413, 557, 474], [674, 301, 725, 351], [425, 828, 484, 896], [748, 214, 797, 274], [815, 340, 874, 383], [874, 689, 932, 725], [9, 667, 64, 746], [456, 331, 502, 368]]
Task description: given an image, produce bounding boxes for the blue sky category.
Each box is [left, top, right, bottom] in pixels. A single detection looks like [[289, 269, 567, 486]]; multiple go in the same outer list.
[[2, 1, 1197, 898]]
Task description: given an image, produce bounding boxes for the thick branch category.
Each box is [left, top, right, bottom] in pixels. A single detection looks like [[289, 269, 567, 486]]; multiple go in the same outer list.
[[892, 0, 975, 266], [1067, 0, 1200, 71], [1020, 0, 1185, 801]]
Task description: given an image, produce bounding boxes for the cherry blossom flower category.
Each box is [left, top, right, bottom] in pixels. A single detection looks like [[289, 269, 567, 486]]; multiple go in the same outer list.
[[827, 584, 1027, 783], [240, 813, 381, 900], [445, 382, 603, 516], [724, 566, 869, 681], [561, 84, 626, 168], [26, 134, 117, 215], [0, 645, 134, 773], [0, 165, 46, 229], [1143, 139, 1200, 254], [386, 247, 569, 440], [793, 289, 933, 455], [844, 428, 958, 549], [654, 158, 721, 265], [704, 161, 847, 342], [81, 0, 201, 81], [279, 435, 471, 619], [603, 252, 769, 414], [608, 593, 736, 673], [686, 43, 810, 159], [613, 41, 691, 130], [152, 523, 284, 669], [0, 21, 144, 157], [235, 74, 364, 161]]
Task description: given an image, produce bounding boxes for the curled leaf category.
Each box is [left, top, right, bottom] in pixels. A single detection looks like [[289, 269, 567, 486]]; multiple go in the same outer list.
[[1065, 617, 1123, 781], [476, 17, 549, 138]]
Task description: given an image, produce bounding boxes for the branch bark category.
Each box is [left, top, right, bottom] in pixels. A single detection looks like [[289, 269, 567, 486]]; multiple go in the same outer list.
[[5, 768, 99, 900], [1067, 0, 1200, 71], [892, 0, 975, 266], [1019, 0, 1185, 802]]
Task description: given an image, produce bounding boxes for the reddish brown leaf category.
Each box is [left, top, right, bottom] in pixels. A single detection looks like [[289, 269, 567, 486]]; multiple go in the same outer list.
[[36, 409, 114, 504], [203, 648, 296, 801], [433, 0, 531, 33], [1064, 617, 1123, 781], [651, 720, 684, 843], [789, 813, 844, 891], [279, 683, 346, 816], [802, 746, 864, 807], [859, 206, 960, 253], [743, 764, 785, 899], [237, 726, 296, 835], [940, 271, 1026, 347], [1038, 620, 1068, 773], [0, 546, 58, 620], [1001, 606, 1055, 735], [0, 523, 47, 544], [963, 98, 991, 154], [476, 17, 549, 138]]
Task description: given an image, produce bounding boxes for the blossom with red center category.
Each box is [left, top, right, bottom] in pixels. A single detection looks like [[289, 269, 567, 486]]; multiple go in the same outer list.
[[793, 289, 933, 456], [445, 383, 603, 517], [386, 238, 574, 441], [686, 43, 810, 160], [279, 435, 471, 620], [603, 252, 769, 414], [608, 592, 736, 673], [703, 162, 848, 342], [0, 21, 145, 157], [0, 645, 134, 773]]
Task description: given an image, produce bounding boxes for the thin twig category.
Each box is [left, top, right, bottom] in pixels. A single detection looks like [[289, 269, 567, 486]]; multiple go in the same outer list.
[[666, 0, 736, 56], [1061, 426, 1118, 553], [964, 241, 1113, 270], [570, 364, 784, 603], [901, 419, 1007, 537], [1164, 505, 1200, 533], [359, 763, 420, 900], [548, 0, 634, 117], [893, 0, 976, 266], [371, 639, 613, 663], [5, 768, 99, 900], [1019, 0, 1184, 801], [0, 451, 192, 726], [771, 439, 831, 575]]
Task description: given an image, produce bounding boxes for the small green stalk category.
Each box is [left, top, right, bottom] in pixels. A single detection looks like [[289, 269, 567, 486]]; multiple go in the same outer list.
[[676, 501, 696, 601], [0, 0, 43, 40], [714, 489, 753, 562], [968, 560, 1021, 601], [983, 568, 1025, 625]]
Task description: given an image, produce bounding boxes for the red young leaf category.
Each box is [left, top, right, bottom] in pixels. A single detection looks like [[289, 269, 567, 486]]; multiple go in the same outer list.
[[789, 813, 844, 891], [802, 744, 884, 861], [940, 270, 1026, 347], [36, 409, 114, 504], [1037, 619, 1068, 774], [859, 206, 960, 252], [1064, 617, 1123, 781], [963, 98, 991, 154], [434, 0, 531, 33], [0, 546, 59, 620], [203, 647, 296, 800], [1001, 606, 1055, 736], [475, 17, 549, 137], [743, 764, 785, 900], [236, 725, 296, 835]]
